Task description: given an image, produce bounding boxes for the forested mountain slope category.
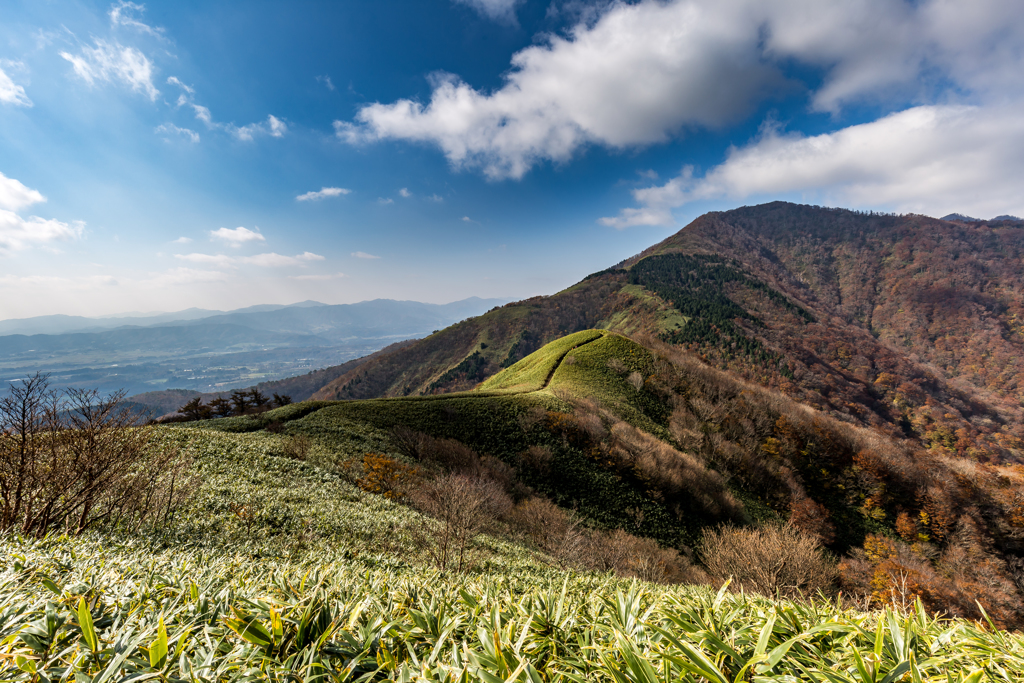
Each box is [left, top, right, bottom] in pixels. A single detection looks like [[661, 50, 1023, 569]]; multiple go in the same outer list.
[[314, 202, 1024, 464]]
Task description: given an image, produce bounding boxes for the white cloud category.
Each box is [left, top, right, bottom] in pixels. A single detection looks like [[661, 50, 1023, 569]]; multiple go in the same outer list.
[[399, 187, 411, 198], [166, 76, 193, 94], [175, 252, 235, 268], [60, 39, 159, 101], [192, 104, 212, 124], [210, 226, 265, 246], [109, 1, 165, 38], [461, 216, 472, 222], [317, 75, 335, 91], [229, 114, 287, 141], [427, 194, 444, 203], [0, 172, 46, 212], [296, 187, 351, 201], [0, 66, 32, 107], [0, 211, 84, 254], [0, 173, 83, 254], [377, 197, 393, 205], [602, 104, 1024, 227], [351, 251, 380, 259], [242, 252, 325, 267], [337, 0, 1024, 179], [155, 122, 199, 143], [454, 0, 523, 22], [170, 236, 192, 244]]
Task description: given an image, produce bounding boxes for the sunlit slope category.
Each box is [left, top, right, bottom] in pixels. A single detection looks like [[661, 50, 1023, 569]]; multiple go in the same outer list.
[[478, 329, 605, 393]]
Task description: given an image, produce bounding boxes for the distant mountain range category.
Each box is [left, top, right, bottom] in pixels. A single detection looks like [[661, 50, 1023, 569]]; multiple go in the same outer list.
[[940, 212, 1022, 222], [0, 297, 506, 398]]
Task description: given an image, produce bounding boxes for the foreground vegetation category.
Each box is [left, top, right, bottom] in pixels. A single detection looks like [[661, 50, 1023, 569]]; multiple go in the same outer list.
[[3, 533, 1023, 682]]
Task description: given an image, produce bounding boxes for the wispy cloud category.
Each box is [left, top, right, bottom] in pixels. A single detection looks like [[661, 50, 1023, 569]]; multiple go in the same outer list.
[[242, 251, 324, 267], [176, 251, 325, 268], [167, 77, 285, 142], [454, 0, 523, 23], [351, 251, 380, 260], [316, 75, 335, 91], [166, 76, 193, 94], [399, 187, 411, 198], [151, 267, 228, 286], [427, 194, 444, 203], [296, 186, 351, 201], [170, 236, 192, 244], [0, 66, 32, 107], [60, 39, 159, 101], [210, 226, 265, 246], [377, 197, 393, 205], [109, 1, 166, 38], [155, 122, 199, 143]]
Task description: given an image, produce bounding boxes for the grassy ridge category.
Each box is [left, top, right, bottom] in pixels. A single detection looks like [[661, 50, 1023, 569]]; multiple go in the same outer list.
[[479, 329, 605, 393], [3, 533, 1021, 682]]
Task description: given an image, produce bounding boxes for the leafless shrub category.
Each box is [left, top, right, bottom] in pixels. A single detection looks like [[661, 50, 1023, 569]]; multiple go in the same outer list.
[[627, 371, 644, 391], [517, 445, 553, 474], [411, 473, 512, 573], [701, 524, 836, 599], [507, 496, 587, 567], [607, 358, 627, 374], [0, 374, 192, 537], [585, 529, 708, 585], [282, 433, 313, 461], [517, 406, 548, 432]]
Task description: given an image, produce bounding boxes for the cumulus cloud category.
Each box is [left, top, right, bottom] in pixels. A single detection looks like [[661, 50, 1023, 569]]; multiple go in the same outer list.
[[351, 251, 380, 259], [60, 39, 159, 101], [0, 66, 32, 107], [296, 187, 351, 201], [210, 226, 265, 246], [454, 0, 523, 22], [155, 122, 199, 143], [337, 0, 1024, 179], [170, 236, 192, 244], [602, 104, 1024, 227], [0, 172, 46, 212], [399, 187, 411, 198], [0, 173, 82, 254], [377, 197, 393, 205], [109, 1, 165, 38], [0, 212, 84, 254]]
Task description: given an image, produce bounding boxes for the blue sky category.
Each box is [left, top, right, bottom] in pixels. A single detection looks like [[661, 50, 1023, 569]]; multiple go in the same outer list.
[[1, 0, 1022, 318]]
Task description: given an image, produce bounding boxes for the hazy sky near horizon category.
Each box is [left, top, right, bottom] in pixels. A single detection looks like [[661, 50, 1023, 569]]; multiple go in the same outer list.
[[2, 0, 1023, 318]]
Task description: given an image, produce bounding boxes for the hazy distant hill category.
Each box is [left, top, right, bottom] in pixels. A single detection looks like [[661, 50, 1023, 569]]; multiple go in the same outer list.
[[0, 297, 506, 398]]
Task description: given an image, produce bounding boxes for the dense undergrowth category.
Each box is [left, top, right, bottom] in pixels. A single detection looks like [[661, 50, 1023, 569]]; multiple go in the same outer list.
[[3, 533, 1023, 682]]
